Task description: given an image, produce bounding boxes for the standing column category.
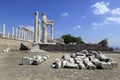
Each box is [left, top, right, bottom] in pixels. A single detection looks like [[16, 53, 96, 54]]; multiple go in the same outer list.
[[42, 24, 47, 43], [34, 11, 39, 43], [38, 18, 40, 43], [11, 25, 14, 38], [7, 33, 10, 38], [18, 28, 21, 39], [50, 25, 54, 41], [15, 28, 18, 39], [42, 13, 47, 43], [26, 31, 29, 41], [31, 32, 34, 41], [24, 31, 27, 41], [2, 24, 5, 37], [23, 31, 25, 40]]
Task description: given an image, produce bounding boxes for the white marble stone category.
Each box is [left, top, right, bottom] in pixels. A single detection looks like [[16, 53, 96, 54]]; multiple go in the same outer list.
[[2, 24, 5, 37]]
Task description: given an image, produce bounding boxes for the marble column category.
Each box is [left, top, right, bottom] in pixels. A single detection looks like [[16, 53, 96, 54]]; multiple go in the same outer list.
[[24, 31, 27, 41], [18, 28, 21, 39], [2, 24, 5, 37], [42, 13, 47, 43], [15, 28, 18, 39], [38, 18, 40, 43], [34, 11, 39, 43], [50, 25, 54, 41], [12, 25, 14, 38], [7, 33, 10, 38], [42, 24, 47, 43], [23, 31, 25, 40]]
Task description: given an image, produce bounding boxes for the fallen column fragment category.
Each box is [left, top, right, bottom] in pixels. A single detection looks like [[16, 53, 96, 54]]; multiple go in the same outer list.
[[52, 50, 118, 70], [22, 55, 49, 65]]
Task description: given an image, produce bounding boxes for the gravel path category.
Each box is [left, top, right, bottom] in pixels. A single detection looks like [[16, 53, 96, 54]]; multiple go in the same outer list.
[[0, 51, 119, 80]]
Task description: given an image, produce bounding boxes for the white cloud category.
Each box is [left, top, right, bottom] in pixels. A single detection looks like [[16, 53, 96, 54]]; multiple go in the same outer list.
[[61, 12, 69, 17], [104, 17, 120, 23], [92, 22, 104, 26], [82, 16, 86, 18], [91, 1, 110, 15], [92, 23, 104, 30], [106, 33, 112, 36], [73, 25, 81, 30], [111, 8, 120, 15]]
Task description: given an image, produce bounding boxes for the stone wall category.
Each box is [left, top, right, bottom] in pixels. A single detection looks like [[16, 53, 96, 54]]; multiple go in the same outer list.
[[0, 37, 32, 51], [40, 44, 113, 52]]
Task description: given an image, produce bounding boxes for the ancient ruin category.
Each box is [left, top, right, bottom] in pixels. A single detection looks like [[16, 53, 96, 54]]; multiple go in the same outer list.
[[42, 12, 54, 43], [52, 50, 118, 69], [22, 55, 49, 65]]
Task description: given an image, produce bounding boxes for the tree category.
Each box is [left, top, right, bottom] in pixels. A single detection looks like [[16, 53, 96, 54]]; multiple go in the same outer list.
[[98, 38, 108, 47], [61, 34, 84, 44]]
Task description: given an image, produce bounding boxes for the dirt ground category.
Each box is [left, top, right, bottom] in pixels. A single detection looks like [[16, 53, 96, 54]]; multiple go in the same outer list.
[[0, 51, 119, 80]]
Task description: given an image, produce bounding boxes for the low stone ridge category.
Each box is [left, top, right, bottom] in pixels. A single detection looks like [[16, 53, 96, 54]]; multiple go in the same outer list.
[[52, 50, 118, 70], [22, 55, 49, 65]]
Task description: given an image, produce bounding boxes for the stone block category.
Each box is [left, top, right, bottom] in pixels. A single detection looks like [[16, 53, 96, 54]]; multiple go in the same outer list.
[[32, 59, 40, 65], [22, 57, 33, 65], [78, 61, 85, 69], [100, 62, 112, 69], [70, 53, 76, 58], [2, 48, 11, 52], [62, 55, 71, 61], [52, 58, 62, 68], [91, 59, 101, 69], [83, 58, 89, 65], [88, 56, 95, 61], [85, 61, 96, 70], [42, 56, 48, 61], [80, 50, 88, 54], [69, 58, 75, 64], [63, 62, 78, 68], [74, 58, 82, 64], [111, 62, 118, 67]]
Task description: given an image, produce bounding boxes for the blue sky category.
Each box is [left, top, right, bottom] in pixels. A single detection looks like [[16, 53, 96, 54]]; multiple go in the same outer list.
[[0, 0, 120, 47]]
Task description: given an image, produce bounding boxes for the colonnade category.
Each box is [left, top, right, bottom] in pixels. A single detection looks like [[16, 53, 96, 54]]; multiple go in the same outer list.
[[1, 11, 54, 44], [1, 24, 34, 41]]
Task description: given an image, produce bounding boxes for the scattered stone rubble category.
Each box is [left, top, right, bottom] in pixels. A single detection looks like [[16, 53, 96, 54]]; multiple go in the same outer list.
[[22, 55, 49, 65], [2, 48, 11, 52], [52, 50, 118, 70]]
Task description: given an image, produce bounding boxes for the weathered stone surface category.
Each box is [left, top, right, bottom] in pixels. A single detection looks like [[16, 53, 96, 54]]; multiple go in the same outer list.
[[52, 58, 62, 68], [22, 57, 33, 65], [100, 62, 112, 69], [42, 55, 49, 61], [63, 62, 78, 68], [74, 58, 82, 63], [80, 50, 88, 54], [83, 59, 96, 70], [62, 55, 71, 61], [111, 62, 118, 67], [32, 59, 40, 65], [2, 48, 11, 52], [22, 55, 48, 65], [89, 56, 95, 60], [78, 61, 85, 69], [69, 58, 75, 64], [52, 50, 117, 70], [86, 63, 96, 70], [70, 53, 76, 58]]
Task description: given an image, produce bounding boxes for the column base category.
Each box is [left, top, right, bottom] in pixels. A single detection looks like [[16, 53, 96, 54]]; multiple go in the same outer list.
[[30, 42, 45, 52]]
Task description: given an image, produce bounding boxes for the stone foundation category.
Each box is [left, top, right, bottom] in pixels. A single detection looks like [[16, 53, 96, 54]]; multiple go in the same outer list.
[[0, 37, 32, 51], [40, 44, 113, 52]]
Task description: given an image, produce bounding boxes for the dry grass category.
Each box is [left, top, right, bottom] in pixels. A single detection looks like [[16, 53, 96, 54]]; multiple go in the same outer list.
[[0, 51, 119, 80]]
